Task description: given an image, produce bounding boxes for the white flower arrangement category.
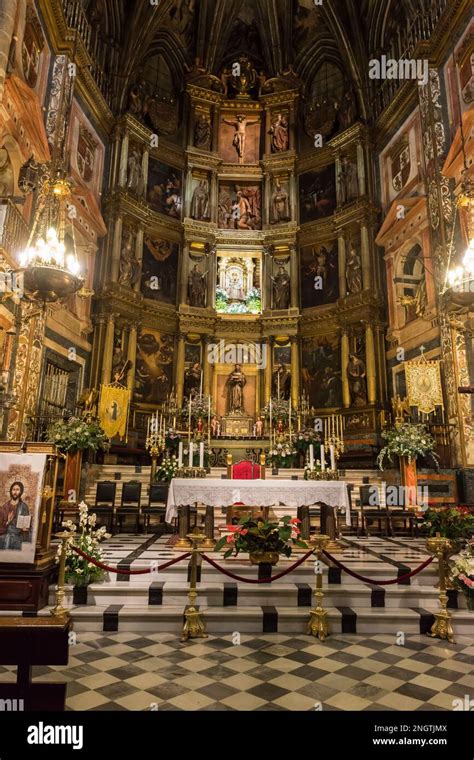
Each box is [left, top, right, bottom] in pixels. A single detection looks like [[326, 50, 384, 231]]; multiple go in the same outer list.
[[56, 501, 110, 586], [377, 423, 439, 470]]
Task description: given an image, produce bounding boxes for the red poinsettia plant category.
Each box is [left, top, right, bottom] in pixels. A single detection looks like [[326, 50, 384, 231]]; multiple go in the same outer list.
[[214, 515, 307, 559], [416, 505, 474, 542]]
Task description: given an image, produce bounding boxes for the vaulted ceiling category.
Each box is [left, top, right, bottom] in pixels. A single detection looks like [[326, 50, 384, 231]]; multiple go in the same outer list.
[[83, 0, 423, 120]]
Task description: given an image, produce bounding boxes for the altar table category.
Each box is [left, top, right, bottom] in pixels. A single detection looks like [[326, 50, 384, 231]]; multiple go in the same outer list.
[[166, 478, 351, 525]]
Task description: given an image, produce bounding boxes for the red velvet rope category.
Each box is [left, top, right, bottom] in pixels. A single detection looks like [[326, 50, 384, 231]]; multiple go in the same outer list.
[[323, 550, 434, 585], [70, 544, 191, 575], [201, 549, 315, 583]]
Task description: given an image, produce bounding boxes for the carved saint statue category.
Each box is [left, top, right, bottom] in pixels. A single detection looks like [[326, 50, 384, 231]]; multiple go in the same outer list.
[[119, 232, 140, 286], [226, 364, 246, 414], [0, 149, 13, 196], [222, 114, 259, 164], [111, 345, 124, 381], [190, 180, 210, 221], [184, 362, 202, 399], [272, 363, 291, 400], [347, 353, 367, 406], [194, 113, 212, 150], [272, 266, 291, 310], [188, 264, 207, 307], [268, 112, 289, 153], [271, 182, 290, 223], [345, 242, 362, 294], [338, 157, 359, 205], [127, 148, 144, 195]]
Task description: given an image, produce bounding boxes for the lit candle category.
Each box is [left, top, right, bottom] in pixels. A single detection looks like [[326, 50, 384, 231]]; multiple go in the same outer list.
[[199, 442, 204, 469], [320, 445, 326, 471], [189, 442, 194, 469], [330, 445, 336, 471], [269, 398, 273, 434], [147, 416, 150, 437], [188, 398, 192, 442], [309, 444, 314, 469], [289, 401, 292, 435], [200, 370, 203, 397], [178, 441, 183, 467], [208, 396, 211, 448], [277, 373, 280, 399]]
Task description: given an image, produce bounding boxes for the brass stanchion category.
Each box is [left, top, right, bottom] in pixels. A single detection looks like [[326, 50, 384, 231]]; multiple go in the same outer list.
[[427, 536, 455, 644], [307, 535, 329, 641], [181, 528, 208, 642], [175, 504, 192, 549], [202, 504, 215, 550], [50, 532, 71, 618]]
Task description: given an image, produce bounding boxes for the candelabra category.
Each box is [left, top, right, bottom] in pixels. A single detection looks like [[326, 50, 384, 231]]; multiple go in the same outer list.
[[324, 414, 345, 465], [146, 410, 166, 482]]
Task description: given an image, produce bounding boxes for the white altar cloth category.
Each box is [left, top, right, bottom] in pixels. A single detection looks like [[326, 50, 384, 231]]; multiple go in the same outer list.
[[165, 478, 351, 525]]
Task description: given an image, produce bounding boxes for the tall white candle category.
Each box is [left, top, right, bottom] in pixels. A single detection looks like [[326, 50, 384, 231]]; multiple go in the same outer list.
[[178, 442, 183, 467], [189, 442, 194, 469], [330, 445, 336, 471], [200, 371, 203, 397], [320, 445, 326, 471], [309, 444, 314, 469], [269, 398, 273, 434], [199, 442, 204, 469], [289, 400, 292, 432]]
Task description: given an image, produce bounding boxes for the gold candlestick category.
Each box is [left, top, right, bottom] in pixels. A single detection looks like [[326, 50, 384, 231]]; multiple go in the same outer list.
[[51, 532, 71, 618], [426, 536, 455, 644], [307, 535, 330, 640], [181, 528, 208, 641]]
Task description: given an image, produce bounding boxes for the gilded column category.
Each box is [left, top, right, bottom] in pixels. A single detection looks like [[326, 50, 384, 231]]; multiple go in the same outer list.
[[290, 245, 299, 308], [360, 223, 371, 291], [179, 244, 190, 305], [356, 141, 366, 196], [127, 324, 138, 393], [264, 337, 273, 404], [207, 246, 216, 308], [290, 336, 300, 410], [335, 155, 342, 206], [365, 323, 376, 404], [101, 315, 115, 385], [110, 215, 123, 281], [203, 336, 211, 395], [175, 333, 186, 408], [341, 330, 350, 408], [118, 131, 129, 187], [338, 234, 346, 297], [134, 225, 144, 293], [141, 148, 149, 200], [90, 315, 105, 389]]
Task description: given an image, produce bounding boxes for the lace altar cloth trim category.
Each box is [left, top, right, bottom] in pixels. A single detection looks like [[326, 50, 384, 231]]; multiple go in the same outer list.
[[166, 478, 351, 525]]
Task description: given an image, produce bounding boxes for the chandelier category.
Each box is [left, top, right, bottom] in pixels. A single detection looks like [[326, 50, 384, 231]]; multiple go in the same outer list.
[[443, 175, 474, 307], [17, 171, 83, 303]]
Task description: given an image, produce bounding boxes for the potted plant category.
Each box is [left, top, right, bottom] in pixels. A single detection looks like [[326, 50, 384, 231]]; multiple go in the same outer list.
[[47, 414, 110, 501], [268, 442, 297, 469], [416, 505, 474, 546], [450, 542, 474, 611], [377, 423, 438, 489], [57, 501, 110, 604], [214, 515, 307, 565], [155, 454, 179, 484]]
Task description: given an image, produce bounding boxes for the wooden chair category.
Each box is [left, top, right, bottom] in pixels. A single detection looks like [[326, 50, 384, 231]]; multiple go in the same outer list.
[[116, 481, 142, 534], [337, 484, 361, 536], [387, 488, 418, 537], [142, 483, 168, 534], [94, 481, 117, 533], [359, 484, 390, 537], [226, 457, 267, 524]]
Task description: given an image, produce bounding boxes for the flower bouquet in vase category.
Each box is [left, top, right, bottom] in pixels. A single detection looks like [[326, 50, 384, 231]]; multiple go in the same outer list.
[[214, 515, 307, 565], [57, 502, 110, 593], [450, 541, 474, 611]]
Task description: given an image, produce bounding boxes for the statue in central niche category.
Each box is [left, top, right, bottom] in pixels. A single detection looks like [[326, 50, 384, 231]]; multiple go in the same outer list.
[[226, 364, 246, 414], [222, 114, 259, 164]]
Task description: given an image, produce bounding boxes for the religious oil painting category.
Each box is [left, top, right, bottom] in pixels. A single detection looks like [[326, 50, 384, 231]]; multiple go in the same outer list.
[[299, 165, 336, 224], [141, 236, 179, 305], [147, 158, 182, 219], [134, 330, 174, 406], [300, 240, 339, 309], [0, 453, 47, 564], [301, 334, 342, 409]]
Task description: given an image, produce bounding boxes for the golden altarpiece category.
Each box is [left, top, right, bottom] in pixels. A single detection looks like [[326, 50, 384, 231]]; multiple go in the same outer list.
[[91, 57, 387, 461]]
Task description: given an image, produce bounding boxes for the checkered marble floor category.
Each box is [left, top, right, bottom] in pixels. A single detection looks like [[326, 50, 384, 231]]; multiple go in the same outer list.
[[1, 632, 472, 711]]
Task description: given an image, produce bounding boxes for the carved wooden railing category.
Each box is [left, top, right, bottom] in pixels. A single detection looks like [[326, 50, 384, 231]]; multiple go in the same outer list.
[[372, 0, 452, 119], [0, 200, 29, 261], [60, 0, 113, 109]]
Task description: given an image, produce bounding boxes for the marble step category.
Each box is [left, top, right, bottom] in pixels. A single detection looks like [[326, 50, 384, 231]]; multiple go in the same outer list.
[[48, 581, 465, 610], [35, 604, 474, 635]]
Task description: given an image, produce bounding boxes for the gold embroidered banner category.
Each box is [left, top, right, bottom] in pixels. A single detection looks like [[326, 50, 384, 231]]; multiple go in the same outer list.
[[405, 359, 443, 414], [98, 384, 130, 440]]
